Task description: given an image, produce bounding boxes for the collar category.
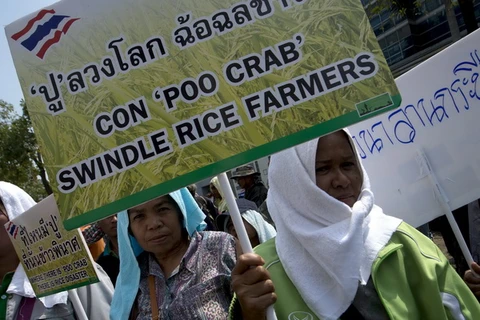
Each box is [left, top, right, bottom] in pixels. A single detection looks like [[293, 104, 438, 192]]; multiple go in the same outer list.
[[182, 232, 201, 273], [103, 239, 118, 258], [246, 180, 264, 190], [1, 272, 14, 296]]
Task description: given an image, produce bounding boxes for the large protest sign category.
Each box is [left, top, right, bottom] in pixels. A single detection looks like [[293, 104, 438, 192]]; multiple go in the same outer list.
[[6, 0, 401, 229], [348, 29, 480, 228], [3, 195, 99, 297]]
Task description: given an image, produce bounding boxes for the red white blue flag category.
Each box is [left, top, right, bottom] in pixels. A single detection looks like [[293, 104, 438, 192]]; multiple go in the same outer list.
[[5, 221, 19, 239], [11, 9, 79, 59]]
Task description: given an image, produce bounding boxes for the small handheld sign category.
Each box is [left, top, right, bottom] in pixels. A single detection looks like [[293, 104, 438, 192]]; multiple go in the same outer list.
[[3, 195, 99, 297]]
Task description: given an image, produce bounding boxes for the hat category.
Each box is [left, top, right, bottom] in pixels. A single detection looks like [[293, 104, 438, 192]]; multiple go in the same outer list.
[[231, 165, 260, 179], [216, 198, 258, 232]]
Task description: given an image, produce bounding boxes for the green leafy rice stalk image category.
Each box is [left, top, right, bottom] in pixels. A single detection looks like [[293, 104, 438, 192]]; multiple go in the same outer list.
[[11, 0, 400, 227]]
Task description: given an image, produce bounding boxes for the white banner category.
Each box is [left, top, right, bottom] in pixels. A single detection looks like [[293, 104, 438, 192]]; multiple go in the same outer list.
[[348, 30, 480, 227]]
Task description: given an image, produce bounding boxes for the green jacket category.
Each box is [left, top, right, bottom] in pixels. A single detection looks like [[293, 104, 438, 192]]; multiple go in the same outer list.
[[230, 222, 480, 319]]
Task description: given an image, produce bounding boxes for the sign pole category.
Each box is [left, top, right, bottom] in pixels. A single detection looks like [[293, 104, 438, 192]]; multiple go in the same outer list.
[[218, 172, 278, 320], [416, 149, 477, 274]]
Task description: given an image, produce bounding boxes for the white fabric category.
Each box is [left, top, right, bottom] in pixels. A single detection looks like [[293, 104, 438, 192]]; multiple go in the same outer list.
[[267, 130, 402, 320], [242, 210, 276, 244], [441, 292, 466, 320], [210, 176, 228, 213], [0, 181, 68, 308]]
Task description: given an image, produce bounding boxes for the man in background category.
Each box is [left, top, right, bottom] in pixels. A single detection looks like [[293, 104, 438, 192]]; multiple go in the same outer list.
[[231, 165, 268, 207], [96, 215, 120, 286]]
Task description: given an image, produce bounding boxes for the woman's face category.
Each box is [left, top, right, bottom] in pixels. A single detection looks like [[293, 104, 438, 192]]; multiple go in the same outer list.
[[226, 217, 260, 248], [128, 196, 185, 257], [210, 184, 221, 198], [236, 177, 247, 189], [98, 215, 118, 239], [314, 131, 362, 207]]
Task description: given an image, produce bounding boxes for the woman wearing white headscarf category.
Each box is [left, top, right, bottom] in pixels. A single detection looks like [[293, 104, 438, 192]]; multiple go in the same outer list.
[[230, 130, 480, 320], [216, 198, 276, 247], [210, 176, 229, 213], [0, 181, 113, 320]]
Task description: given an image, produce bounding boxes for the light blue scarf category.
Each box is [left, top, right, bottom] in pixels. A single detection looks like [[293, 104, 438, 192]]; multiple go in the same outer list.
[[110, 188, 206, 320]]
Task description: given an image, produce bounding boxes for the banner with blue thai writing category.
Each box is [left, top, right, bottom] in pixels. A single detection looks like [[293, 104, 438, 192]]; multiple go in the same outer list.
[[3, 195, 99, 297], [5, 0, 401, 229], [348, 29, 480, 227]]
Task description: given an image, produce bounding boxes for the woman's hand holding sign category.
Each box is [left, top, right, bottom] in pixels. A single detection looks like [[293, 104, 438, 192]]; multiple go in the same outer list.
[[464, 262, 480, 298], [232, 253, 277, 320]]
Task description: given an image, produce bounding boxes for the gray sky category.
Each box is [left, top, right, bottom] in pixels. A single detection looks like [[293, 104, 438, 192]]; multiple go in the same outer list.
[[0, 0, 58, 113]]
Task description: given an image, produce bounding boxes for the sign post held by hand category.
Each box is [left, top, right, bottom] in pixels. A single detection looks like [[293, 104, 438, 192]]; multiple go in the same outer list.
[[416, 149, 477, 275], [218, 173, 277, 320]]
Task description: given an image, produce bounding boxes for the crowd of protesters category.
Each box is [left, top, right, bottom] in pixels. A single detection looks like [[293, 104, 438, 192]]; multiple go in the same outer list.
[[1, 130, 480, 319]]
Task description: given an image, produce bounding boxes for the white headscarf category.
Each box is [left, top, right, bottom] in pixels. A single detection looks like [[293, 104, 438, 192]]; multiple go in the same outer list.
[[267, 130, 402, 320], [0, 181, 68, 308], [210, 176, 228, 213], [242, 210, 276, 244]]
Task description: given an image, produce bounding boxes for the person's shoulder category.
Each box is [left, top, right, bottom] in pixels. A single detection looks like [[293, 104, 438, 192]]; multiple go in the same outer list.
[[197, 231, 236, 247], [195, 232, 237, 263], [254, 181, 267, 189], [391, 222, 431, 244], [195, 194, 208, 205], [254, 237, 278, 266], [384, 222, 442, 261]]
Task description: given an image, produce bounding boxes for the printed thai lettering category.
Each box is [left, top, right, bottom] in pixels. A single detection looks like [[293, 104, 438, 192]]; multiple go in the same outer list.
[[212, 10, 234, 34], [231, 3, 254, 26], [108, 37, 130, 72], [172, 0, 306, 50], [30, 72, 66, 116], [66, 70, 88, 95], [29, 35, 168, 115], [249, 0, 274, 19]]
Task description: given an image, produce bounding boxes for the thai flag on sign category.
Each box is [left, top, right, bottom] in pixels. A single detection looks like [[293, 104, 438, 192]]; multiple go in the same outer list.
[[11, 9, 79, 59], [6, 222, 19, 239]]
